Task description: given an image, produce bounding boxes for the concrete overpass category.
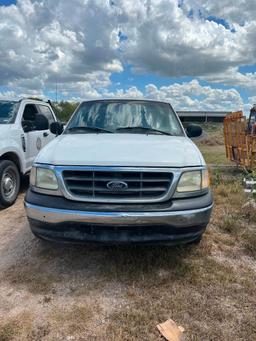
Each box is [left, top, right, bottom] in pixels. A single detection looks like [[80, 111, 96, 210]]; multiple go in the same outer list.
[[176, 111, 229, 123]]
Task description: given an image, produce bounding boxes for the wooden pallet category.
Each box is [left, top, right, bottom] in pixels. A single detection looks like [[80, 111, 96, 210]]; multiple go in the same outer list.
[[224, 111, 256, 169]]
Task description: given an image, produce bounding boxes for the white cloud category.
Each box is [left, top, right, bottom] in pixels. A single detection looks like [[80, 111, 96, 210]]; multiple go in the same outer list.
[[103, 86, 144, 99], [0, 0, 256, 103], [0, 91, 17, 100], [248, 96, 256, 105], [0, 0, 124, 95], [118, 0, 256, 83], [183, 0, 256, 25], [101, 80, 244, 112], [0, 89, 46, 100], [200, 69, 256, 90], [144, 80, 244, 111], [3, 78, 244, 113]]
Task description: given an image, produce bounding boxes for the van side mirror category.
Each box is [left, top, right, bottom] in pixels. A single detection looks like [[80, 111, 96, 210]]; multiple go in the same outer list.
[[35, 114, 49, 131], [50, 121, 64, 135], [186, 124, 203, 138]]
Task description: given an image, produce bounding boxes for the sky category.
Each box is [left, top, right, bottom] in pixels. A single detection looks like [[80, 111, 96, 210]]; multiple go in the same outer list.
[[0, 0, 256, 113]]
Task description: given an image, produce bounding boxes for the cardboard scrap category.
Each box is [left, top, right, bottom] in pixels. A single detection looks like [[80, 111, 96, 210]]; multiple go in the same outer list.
[[157, 319, 185, 341]]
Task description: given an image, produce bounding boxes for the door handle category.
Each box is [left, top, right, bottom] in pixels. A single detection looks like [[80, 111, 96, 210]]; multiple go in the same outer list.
[[43, 132, 49, 137]]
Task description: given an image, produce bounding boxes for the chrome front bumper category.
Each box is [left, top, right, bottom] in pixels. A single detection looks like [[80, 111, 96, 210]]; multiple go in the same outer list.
[[25, 187, 213, 243], [25, 202, 213, 228]]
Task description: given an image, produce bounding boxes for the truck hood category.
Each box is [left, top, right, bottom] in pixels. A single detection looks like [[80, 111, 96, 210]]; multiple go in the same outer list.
[[36, 134, 204, 167]]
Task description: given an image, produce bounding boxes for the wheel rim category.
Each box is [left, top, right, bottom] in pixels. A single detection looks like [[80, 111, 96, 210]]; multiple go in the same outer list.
[[1, 169, 17, 200]]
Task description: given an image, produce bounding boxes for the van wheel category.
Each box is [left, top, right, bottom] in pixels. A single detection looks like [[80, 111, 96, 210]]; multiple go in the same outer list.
[[0, 160, 20, 207]]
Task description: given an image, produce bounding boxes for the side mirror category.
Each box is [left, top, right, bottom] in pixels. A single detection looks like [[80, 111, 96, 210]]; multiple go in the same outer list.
[[23, 124, 33, 133], [186, 124, 203, 138], [35, 114, 49, 131], [50, 121, 64, 135]]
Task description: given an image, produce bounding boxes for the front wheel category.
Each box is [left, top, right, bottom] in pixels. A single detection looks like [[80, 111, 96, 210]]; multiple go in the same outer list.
[[0, 160, 20, 207]]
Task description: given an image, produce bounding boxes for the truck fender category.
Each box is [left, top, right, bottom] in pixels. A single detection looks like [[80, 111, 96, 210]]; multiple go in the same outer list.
[[0, 143, 26, 174]]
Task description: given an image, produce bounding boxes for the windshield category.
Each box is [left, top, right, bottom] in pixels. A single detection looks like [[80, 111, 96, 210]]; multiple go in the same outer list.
[[66, 100, 184, 136], [0, 101, 20, 124]]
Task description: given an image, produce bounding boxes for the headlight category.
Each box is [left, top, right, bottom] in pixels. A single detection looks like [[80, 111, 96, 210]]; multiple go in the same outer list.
[[30, 167, 58, 190], [30, 167, 36, 186], [176, 169, 209, 193], [201, 169, 210, 189]]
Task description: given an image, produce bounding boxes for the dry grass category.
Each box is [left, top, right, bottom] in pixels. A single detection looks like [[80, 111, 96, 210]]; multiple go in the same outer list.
[[212, 173, 256, 258], [195, 123, 232, 165], [0, 312, 34, 341], [103, 171, 256, 340], [199, 123, 225, 146], [107, 280, 256, 341], [1, 263, 61, 294], [49, 304, 98, 336], [198, 145, 231, 165]]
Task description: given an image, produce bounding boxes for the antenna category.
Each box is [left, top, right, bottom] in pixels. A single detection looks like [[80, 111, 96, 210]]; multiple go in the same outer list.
[[55, 79, 58, 103]]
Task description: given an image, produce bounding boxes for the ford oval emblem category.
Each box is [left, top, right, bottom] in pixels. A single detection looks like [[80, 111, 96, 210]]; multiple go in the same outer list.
[[106, 181, 128, 191]]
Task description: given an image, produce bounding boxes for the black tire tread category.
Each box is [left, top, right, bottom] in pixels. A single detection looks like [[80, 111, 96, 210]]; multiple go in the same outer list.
[[0, 160, 20, 207]]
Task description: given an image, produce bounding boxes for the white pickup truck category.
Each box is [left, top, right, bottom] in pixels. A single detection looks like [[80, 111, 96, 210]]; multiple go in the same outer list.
[[0, 99, 57, 207], [25, 99, 213, 245]]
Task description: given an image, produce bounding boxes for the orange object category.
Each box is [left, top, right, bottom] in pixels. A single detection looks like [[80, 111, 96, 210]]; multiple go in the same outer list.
[[224, 110, 256, 170], [157, 319, 185, 341]]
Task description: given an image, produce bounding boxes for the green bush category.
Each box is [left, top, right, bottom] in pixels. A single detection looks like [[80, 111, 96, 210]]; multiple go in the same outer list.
[[52, 101, 79, 123]]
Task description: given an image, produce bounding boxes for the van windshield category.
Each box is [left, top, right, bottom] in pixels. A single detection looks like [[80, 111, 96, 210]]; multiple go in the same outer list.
[[0, 101, 20, 124], [66, 100, 184, 136]]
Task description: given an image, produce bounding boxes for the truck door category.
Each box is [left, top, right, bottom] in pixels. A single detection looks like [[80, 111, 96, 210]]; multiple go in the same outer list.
[[37, 104, 56, 147], [21, 104, 48, 169]]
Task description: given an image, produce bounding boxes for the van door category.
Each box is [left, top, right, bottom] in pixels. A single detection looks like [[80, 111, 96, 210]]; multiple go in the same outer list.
[[22, 104, 47, 169]]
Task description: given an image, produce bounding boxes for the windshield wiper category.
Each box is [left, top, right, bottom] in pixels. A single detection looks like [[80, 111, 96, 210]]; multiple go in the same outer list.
[[66, 126, 113, 133], [115, 126, 173, 136]]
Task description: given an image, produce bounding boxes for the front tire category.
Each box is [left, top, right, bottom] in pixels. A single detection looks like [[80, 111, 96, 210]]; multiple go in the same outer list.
[[0, 160, 20, 207]]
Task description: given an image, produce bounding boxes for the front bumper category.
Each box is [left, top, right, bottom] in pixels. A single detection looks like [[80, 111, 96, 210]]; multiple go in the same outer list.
[[25, 189, 213, 244]]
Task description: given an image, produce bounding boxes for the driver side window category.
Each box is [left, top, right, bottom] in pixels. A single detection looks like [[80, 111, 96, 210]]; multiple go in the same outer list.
[[22, 104, 39, 132]]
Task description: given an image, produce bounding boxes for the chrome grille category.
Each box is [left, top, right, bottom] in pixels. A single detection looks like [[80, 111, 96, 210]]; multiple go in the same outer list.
[[62, 169, 173, 203]]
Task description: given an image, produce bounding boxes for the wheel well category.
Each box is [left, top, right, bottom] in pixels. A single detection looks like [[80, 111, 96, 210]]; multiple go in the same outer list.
[[0, 152, 21, 173]]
